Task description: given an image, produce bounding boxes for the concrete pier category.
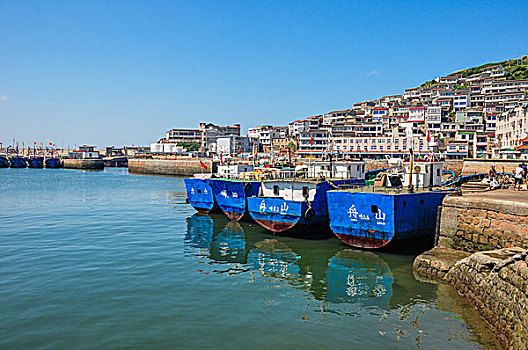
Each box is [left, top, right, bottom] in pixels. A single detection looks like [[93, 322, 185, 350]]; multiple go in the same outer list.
[[128, 159, 217, 176], [62, 159, 104, 170], [414, 190, 528, 349]]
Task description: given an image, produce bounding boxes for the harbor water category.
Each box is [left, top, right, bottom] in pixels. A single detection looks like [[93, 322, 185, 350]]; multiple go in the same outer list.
[[0, 168, 500, 349]]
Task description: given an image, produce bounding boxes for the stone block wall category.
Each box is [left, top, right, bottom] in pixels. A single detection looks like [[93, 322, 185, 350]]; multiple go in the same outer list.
[[461, 159, 521, 176], [365, 160, 388, 172], [437, 196, 528, 253], [62, 159, 104, 169], [445, 248, 528, 349], [444, 160, 463, 178], [128, 159, 216, 176]]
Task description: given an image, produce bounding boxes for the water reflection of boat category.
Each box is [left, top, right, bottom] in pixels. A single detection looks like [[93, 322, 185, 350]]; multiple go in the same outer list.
[[185, 213, 261, 264], [325, 249, 435, 308], [184, 213, 435, 308]]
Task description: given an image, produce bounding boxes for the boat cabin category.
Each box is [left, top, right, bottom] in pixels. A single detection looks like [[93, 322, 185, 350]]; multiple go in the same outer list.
[[306, 161, 365, 179], [383, 158, 443, 188], [260, 180, 318, 201], [217, 164, 254, 178], [69, 145, 101, 160]]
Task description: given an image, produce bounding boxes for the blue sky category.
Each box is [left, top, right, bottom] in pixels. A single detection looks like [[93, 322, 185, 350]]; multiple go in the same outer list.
[[1, 0, 527, 147]]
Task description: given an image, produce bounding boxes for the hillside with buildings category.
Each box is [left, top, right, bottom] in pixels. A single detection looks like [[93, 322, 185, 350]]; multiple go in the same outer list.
[[151, 55, 528, 160]]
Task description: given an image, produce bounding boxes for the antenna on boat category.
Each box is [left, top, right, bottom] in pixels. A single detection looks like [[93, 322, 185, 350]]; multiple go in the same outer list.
[[408, 148, 414, 193]]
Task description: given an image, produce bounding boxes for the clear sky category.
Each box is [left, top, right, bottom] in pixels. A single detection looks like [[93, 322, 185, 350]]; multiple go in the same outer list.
[[1, 0, 527, 148]]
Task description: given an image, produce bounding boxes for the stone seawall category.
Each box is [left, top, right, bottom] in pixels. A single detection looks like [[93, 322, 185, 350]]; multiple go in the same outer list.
[[437, 193, 528, 252], [414, 191, 528, 349], [461, 159, 521, 176], [444, 248, 528, 349], [62, 159, 104, 170], [128, 159, 217, 176], [365, 160, 388, 171]]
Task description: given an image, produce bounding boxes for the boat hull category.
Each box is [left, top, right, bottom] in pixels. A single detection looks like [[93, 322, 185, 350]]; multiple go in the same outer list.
[[184, 178, 221, 214], [45, 158, 61, 168], [327, 190, 450, 249], [10, 157, 27, 168], [209, 179, 261, 221], [27, 157, 44, 168], [248, 179, 364, 237], [0, 157, 9, 168]]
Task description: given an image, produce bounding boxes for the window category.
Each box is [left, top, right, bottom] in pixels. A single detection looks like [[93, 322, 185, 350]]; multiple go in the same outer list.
[[302, 187, 309, 199], [273, 185, 280, 196]]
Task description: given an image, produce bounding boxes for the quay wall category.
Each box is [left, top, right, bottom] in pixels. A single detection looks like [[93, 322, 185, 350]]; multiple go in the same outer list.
[[128, 159, 217, 176], [364, 160, 388, 171], [62, 159, 104, 170], [414, 193, 528, 349], [461, 159, 521, 176], [437, 196, 528, 253], [444, 248, 528, 349]]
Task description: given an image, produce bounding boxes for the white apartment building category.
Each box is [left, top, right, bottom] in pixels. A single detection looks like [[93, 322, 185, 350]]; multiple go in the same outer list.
[[454, 93, 471, 111], [496, 103, 528, 151]]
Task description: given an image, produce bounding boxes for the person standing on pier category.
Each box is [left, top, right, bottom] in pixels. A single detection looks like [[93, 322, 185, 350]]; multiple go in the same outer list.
[[514, 164, 524, 191]]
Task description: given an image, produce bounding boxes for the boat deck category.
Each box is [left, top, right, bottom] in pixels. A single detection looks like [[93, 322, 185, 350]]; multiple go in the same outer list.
[[333, 186, 451, 195]]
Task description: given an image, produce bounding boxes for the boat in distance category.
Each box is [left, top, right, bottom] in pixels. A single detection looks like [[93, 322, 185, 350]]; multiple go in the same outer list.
[[184, 176, 222, 214]]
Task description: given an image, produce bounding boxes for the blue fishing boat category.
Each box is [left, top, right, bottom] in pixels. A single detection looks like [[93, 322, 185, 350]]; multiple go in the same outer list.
[[185, 164, 257, 217], [27, 156, 44, 168], [210, 179, 261, 221], [0, 154, 9, 168], [9, 156, 27, 168], [247, 161, 366, 236], [45, 157, 61, 168], [327, 158, 451, 249], [184, 177, 222, 214]]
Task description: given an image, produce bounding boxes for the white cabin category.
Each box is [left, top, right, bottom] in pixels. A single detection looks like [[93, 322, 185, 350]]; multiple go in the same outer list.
[[260, 180, 318, 201], [306, 161, 365, 179], [217, 164, 254, 178], [385, 158, 443, 188]]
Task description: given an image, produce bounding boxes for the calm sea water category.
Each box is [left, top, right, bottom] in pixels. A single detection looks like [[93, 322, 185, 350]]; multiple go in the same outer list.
[[0, 168, 499, 349]]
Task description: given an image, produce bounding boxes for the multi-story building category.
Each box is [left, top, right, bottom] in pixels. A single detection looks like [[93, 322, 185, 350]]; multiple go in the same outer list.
[[199, 123, 241, 154], [216, 135, 258, 155], [164, 128, 202, 145], [454, 93, 471, 111], [248, 125, 288, 153], [298, 129, 329, 155], [496, 103, 528, 154]]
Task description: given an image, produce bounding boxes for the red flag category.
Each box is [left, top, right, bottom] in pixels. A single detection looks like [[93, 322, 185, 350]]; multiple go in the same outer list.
[[200, 160, 207, 170], [310, 134, 313, 146], [49, 142, 52, 145], [238, 147, 241, 154], [220, 153, 223, 162], [426, 130, 431, 142]]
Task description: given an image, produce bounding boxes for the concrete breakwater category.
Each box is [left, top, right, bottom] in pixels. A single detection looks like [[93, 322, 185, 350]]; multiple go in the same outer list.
[[414, 191, 528, 349], [62, 159, 104, 170], [128, 159, 217, 176]]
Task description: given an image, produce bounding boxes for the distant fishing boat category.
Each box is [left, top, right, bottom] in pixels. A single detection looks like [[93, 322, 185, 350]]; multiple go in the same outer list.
[[0, 153, 9, 168], [247, 161, 366, 237], [184, 176, 222, 214], [9, 156, 27, 168], [327, 156, 452, 249], [27, 156, 44, 168], [45, 157, 61, 168], [208, 165, 262, 221]]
